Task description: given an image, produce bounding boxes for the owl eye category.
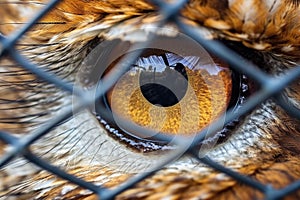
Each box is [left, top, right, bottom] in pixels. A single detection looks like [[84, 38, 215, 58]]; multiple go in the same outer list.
[[79, 33, 251, 151], [97, 48, 235, 140]]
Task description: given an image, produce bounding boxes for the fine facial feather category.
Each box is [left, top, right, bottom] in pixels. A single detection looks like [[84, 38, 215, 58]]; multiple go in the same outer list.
[[0, 0, 300, 199]]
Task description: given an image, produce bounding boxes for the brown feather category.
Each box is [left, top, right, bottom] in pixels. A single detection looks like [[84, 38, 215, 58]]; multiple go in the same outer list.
[[1, 0, 300, 199]]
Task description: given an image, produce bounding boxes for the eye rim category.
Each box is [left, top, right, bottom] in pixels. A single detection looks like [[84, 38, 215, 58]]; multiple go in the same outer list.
[[227, 69, 243, 111], [80, 34, 253, 151], [94, 53, 250, 152], [95, 97, 172, 153]]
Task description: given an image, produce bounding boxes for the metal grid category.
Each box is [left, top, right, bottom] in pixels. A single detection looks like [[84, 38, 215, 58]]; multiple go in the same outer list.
[[1, 0, 300, 199]]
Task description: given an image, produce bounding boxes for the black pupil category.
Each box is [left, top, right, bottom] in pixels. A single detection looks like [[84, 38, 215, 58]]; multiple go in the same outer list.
[[139, 63, 188, 107]]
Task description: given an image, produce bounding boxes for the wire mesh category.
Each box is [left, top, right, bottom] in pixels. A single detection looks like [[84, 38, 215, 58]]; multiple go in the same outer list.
[[0, 0, 300, 199]]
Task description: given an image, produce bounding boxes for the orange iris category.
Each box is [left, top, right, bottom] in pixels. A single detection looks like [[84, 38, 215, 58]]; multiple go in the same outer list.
[[105, 49, 232, 136]]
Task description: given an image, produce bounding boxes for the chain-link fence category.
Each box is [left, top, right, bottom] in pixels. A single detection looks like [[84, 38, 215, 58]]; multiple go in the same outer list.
[[1, 0, 300, 199]]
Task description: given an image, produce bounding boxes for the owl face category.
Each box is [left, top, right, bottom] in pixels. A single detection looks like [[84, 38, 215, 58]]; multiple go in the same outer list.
[[0, 0, 300, 199]]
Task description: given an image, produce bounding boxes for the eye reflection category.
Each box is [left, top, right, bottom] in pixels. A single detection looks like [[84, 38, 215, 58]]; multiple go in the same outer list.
[[138, 61, 188, 107], [104, 49, 232, 137]]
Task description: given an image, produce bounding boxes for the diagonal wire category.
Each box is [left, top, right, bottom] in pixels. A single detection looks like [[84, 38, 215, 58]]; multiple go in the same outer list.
[[0, 0, 300, 199]]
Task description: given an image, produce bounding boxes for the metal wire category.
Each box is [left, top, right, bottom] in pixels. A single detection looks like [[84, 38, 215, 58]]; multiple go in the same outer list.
[[0, 0, 300, 200]]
